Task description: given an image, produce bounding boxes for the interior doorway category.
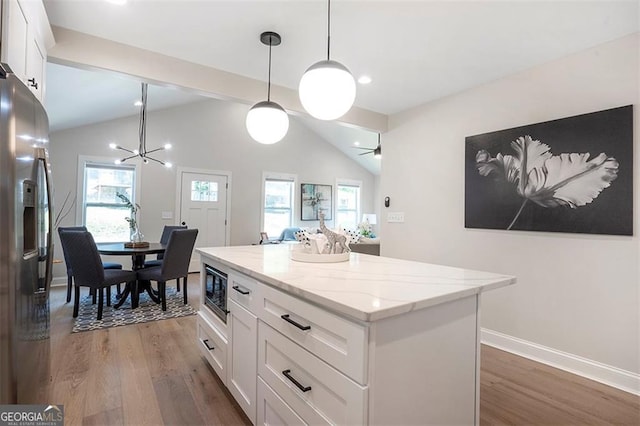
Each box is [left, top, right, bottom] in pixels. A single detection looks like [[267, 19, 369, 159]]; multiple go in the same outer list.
[[176, 167, 231, 271]]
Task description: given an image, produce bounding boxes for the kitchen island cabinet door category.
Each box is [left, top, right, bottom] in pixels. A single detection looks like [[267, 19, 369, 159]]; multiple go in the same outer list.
[[228, 298, 258, 424]]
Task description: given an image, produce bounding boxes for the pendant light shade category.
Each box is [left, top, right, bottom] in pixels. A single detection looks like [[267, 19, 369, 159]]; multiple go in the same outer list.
[[246, 100, 289, 145], [247, 31, 289, 144], [299, 60, 356, 121], [299, 0, 356, 120]]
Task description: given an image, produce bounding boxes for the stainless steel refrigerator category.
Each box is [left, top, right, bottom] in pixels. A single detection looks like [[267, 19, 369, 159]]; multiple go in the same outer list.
[[0, 63, 53, 404]]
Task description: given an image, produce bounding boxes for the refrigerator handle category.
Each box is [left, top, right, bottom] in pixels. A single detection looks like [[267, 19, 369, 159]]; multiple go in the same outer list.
[[35, 148, 54, 292]]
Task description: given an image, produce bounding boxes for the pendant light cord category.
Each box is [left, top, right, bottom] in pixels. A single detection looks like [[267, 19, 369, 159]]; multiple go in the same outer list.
[[267, 35, 272, 102], [326, 0, 331, 60], [138, 83, 147, 156]]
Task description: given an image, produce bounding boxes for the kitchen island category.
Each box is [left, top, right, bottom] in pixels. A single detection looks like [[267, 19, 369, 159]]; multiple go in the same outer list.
[[196, 244, 515, 425]]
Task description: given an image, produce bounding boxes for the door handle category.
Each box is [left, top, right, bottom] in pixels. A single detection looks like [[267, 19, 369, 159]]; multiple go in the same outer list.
[[281, 314, 311, 331], [232, 285, 250, 295], [282, 369, 311, 392]]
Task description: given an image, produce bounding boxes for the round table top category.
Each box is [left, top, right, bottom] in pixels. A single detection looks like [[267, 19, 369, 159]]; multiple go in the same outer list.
[[96, 242, 166, 256]]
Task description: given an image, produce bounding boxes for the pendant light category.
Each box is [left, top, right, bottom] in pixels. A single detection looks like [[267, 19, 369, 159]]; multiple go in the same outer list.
[[246, 31, 289, 144], [110, 83, 172, 167], [299, 0, 356, 120]]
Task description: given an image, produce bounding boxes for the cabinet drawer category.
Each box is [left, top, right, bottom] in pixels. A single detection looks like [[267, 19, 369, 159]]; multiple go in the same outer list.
[[257, 378, 307, 426], [258, 322, 367, 425], [197, 313, 227, 385], [258, 284, 368, 383], [228, 271, 259, 313]]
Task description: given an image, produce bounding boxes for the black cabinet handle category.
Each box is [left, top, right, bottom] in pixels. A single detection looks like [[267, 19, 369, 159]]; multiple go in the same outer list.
[[280, 314, 311, 331], [282, 369, 311, 392], [232, 285, 250, 295], [28, 78, 38, 89], [203, 339, 214, 351]]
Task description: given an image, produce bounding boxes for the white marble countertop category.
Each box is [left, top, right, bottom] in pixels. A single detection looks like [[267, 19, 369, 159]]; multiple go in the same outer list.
[[197, 244, 516, 322]]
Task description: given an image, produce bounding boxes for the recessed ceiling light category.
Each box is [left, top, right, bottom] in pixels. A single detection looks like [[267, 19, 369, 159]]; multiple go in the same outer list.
[[353, 141, 360, 146], [105, 0, 128, 5], [134, 100, 143, 107], [358, 75, 372, 85]]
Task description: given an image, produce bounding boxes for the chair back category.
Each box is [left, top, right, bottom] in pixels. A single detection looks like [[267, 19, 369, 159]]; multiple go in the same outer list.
[[160, 229, 198, 281], [157, 225, 187, 260], [58, 226, 88, 275], [58, 230, 105, 289]]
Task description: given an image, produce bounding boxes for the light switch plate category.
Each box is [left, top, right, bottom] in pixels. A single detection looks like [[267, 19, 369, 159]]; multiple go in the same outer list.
[[387, 212, 405, 223], [161, 211, 173, 219]]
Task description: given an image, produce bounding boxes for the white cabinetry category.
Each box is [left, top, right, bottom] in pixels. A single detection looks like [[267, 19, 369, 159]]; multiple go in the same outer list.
[[0, 0, 53, 102], [197, 250, 500, 425], [228, 299, 257, 424]]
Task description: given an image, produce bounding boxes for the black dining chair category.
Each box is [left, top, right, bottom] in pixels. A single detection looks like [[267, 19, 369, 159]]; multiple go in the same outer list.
[[59, 230, 137, 320], [58, 226, 124, 303], [143, 225, 187, 289], [136, 229, 198, 311]]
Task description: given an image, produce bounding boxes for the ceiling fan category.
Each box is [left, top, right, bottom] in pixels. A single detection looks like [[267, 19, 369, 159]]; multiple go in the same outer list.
[[353, 133, 382, 158]]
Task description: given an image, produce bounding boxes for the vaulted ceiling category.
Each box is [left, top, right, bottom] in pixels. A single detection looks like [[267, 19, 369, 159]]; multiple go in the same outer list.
[[42, 0, 639, 175]]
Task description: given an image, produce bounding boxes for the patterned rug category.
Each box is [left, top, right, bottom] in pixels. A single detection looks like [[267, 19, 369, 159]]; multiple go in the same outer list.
[[72, 286, 197, 333]]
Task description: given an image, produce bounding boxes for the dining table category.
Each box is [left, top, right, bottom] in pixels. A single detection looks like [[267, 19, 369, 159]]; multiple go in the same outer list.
[[96, 242, 166, 309]]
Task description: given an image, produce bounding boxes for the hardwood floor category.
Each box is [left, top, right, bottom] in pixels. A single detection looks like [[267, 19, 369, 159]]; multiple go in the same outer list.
[[49, 274, 251, 426], [48, 275, 639, 425], [480, 345, 639, 425]]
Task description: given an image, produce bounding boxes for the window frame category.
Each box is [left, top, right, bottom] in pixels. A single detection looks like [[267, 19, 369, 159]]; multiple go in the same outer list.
[[261, 171, 297, 237], [335, 178, 362, 231], [76, 155, 141, 242]]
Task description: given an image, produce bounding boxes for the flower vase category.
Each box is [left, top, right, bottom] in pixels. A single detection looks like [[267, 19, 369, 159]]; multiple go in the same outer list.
[[130, 227, 144, 244]]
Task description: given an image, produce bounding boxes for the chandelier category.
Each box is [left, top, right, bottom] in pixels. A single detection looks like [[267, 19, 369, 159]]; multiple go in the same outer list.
[[110, 82, 172, 167]]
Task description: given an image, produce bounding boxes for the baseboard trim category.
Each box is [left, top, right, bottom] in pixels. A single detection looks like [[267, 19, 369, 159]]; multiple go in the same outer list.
[[481, 328, 639, 396], [51, 277, 66, 287]]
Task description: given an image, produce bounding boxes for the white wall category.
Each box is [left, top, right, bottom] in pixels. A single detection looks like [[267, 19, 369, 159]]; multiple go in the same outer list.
[[380, 34, 639, 377], [49, 97, 375, 277]]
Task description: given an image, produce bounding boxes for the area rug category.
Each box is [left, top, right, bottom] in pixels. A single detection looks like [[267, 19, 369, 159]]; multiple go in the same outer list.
[[72, 287, 197, 333]]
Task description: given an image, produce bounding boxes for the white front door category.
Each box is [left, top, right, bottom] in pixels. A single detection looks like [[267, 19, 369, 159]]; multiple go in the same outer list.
[[178, 169, 230, 271]]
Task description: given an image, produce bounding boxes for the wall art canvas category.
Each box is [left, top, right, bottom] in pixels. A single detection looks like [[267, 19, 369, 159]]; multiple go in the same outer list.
[[301, 183, 332, 221], [465, 105, 633, 235]]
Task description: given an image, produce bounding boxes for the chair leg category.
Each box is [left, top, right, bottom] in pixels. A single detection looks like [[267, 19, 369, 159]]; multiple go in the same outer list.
[[91, 288, 97, 304], [183, 276, 188, 305], [176, 277, 180, 292], [106, 286, 111, 307], [66, 275, 72, 303], [97, 288, 104, 320], [73, 285, 80, 318], [117, 283, 122, 295], [159, 281, 167, 311]]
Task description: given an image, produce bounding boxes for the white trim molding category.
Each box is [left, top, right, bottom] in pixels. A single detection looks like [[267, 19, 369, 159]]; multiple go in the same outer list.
[[481, 328, 640, 396]]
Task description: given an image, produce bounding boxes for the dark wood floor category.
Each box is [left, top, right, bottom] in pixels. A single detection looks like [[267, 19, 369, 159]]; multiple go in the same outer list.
[[48, 274, 639, 425]]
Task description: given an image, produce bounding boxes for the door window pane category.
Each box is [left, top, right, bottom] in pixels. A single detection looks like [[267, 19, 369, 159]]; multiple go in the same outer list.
[[191, 180, 218, 202]]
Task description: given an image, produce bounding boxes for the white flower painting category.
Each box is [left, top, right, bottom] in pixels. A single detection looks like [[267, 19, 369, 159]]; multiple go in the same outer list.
[[475, 135, 619, 229], [465, 106, 633, 235]]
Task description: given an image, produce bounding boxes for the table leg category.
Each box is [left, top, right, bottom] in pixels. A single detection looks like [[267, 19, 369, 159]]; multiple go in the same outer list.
[[113, 283, 131, 309], [139, 279, 160, 304]]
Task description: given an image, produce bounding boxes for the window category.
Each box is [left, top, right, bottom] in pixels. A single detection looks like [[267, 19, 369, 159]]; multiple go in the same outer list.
[[262, 173, 295, 238], [79, 159, 138, 242], [336, 182, 361, 230], [191, 180, 218, 202]]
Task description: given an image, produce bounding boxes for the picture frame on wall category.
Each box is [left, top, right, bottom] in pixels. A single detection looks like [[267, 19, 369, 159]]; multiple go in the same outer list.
[[464, 105, 633, 236], [301, 183, 332, 221]]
